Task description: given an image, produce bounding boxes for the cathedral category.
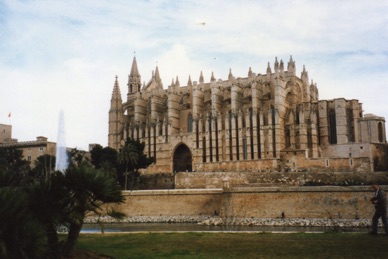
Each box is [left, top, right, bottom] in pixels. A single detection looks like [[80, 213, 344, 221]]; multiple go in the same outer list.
[[108, 56, 388, 174]]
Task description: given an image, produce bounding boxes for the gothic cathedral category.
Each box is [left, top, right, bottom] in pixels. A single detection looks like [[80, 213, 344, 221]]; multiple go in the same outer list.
[[109, 56, 388, 174]]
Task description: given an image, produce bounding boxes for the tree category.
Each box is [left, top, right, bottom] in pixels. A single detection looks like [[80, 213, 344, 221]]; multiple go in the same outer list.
[[68, 148, 90, 167], [24, 171, 67, 259], [90, 144, 118, 170], [0, 169, 48, 259], [117, 142, 139, 190], [0, 147, 30, 179], [1, 153, 125, 258], [62, 163, 124, 257], [117, 139, 154, 190], [31, 154, 56, 179]]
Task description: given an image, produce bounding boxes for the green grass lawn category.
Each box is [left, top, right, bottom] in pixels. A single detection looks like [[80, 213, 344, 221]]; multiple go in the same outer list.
[[77, 232, 388, 259]]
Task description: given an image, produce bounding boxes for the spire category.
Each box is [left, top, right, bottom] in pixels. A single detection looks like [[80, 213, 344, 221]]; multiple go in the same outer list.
[[210, 71, 216, 81], [279, 59, 284, 77], [128, 56, 141, 95], [266, 62, 272, 74], [130, 56, 140, 79], [301, 65, 309, 84], [248, 67, 253, 77], [274, 57, 279, 75], [168, 77, 175, 91], [111, 76, 122, 104], [108, 75, 123, 149], [175, 76, 180, 88], [155, 65, 161, 82], [266, 62, 272, 81], [187, 75, 192, 86], [199, 71, 204, 84], [287, 55, 295, 75], [228, 68, 234, 80], [109, 75, 123, 149]]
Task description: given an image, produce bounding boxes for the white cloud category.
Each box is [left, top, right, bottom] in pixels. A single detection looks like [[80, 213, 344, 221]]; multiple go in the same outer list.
[[1, 0, 388, 150]]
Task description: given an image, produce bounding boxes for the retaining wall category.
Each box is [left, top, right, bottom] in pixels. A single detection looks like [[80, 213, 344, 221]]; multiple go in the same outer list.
[[116, 186, 381, 219]]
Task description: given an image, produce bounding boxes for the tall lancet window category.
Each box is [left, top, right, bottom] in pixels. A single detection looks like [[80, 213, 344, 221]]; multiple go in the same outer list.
[[271, 107, 276, 157], [328, 108, 337, 144], [229, 111, 233, 161], [346, 108, 355, 143], [378, 122, 384, 143], [285, 127, 291, 148], [202, 137, 206, 162], [257, 111, 261, 159], [208, 115, 213, 162], [188, 114, 193, 133], [249, 109, 254, 159]]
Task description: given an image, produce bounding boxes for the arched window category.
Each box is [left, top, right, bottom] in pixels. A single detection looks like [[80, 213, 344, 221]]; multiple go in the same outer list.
[[202, 137, 206, 162], [257, 111, 261, 159], [285, 127, 291, 148], [208, 115, 213, 162], [243, 137, 247, 160], [346, 108, 355, 143], [271, 107, 276, 157], [229, 111, 233, 161], [196, 121, 199, 148], [249, 109, 254, 159], [188, 114, 193, 132], [378, 122, 384, 143], [328, 108, 337, 144], [295, 131, 300, 149]]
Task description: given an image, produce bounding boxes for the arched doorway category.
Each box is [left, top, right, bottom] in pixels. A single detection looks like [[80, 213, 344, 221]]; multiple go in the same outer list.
[[173, 144, 192, 172]]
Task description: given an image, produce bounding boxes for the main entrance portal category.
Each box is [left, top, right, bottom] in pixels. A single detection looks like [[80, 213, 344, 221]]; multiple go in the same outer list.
[[173, 144, 192, 172]]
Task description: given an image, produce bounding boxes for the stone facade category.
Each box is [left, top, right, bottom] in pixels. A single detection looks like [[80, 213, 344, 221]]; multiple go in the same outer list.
[[0, 134, 56, 168], [113, 186, 380, 219], [108, 56, 387, 175], [0, 124, 12, 144]]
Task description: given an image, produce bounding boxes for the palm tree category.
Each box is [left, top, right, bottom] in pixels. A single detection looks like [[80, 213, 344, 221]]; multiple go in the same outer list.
[[24, 171, 67, 259], [0, 169, 48, 259], [62, 163, 124, 257], [117, 142, 139, 190], [32, 154, 56, 179]]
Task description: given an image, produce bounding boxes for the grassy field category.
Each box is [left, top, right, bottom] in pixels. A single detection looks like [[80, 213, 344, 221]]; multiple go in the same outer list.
[[77, 232, 388, 259]]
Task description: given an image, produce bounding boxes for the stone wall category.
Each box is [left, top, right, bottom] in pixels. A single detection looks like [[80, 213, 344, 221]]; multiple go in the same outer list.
[[115, 186, 383, 219], [225, 186, 371, 219], [174, 171, 388, 189], [117, 189, 223, 216]]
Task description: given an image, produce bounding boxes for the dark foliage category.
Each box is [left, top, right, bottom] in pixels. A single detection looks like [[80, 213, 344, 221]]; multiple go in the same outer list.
[[90, 144, 118, 170]]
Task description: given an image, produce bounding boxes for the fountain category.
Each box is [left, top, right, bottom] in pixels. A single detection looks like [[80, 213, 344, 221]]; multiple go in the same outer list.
[[55, 110, 69, 173]]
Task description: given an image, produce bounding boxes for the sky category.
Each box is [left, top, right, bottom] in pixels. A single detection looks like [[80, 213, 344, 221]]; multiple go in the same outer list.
[[0, 0, 387, 151]]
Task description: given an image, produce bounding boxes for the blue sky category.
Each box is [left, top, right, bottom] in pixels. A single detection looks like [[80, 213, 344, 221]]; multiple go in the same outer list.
[[0, 0, 387, 150]]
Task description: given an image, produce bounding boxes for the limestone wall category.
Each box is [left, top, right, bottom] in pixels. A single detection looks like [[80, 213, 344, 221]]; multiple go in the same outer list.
[[226, 186, 371, 219], [116, 186, 381, 219], [117, 189, 223, 216]]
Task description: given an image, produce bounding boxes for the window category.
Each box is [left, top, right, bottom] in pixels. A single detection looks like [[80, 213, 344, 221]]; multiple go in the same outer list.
[[202, 137, 206, 162], [328, 108, 337, 144], [285, 127, 291, 148], [249, 109, 254, 159], [346, 108, 355, 143], [188, 114, 193, 133], [243, 137, 247, 160], [378, 122, 384, 142], [229, 111, 233, 161]]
